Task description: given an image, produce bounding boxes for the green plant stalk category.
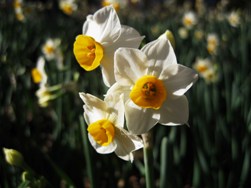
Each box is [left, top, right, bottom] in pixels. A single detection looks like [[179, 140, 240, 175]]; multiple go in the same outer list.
[[160, 137, 168, 188], [79, 116, 95, 188], [142, 132, 154, 188]]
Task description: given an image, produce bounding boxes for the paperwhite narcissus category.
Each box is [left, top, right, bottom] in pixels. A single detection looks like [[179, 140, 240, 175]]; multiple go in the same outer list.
[[182, 11, 197, 29], [193, 58, 219, 84], [42, 38, 61, 61], [207, 33, 219, 55], [31, 57, 47, 87], [108, 37, 198, 135], [73, 5, 144, 87], [59, 0, 77, 15], [227, 11, 240, 28], [79, 92, 143, 162]]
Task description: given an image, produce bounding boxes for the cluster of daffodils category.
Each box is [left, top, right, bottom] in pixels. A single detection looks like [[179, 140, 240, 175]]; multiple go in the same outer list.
[[13, 0, 25, 22], [178, 11, 198, 39], [206, 33, 219, 56], [31, 57, 62, 107], [74, 6, 198, 161], [32, 38, 68, 107], [193, 58, 219, 83]]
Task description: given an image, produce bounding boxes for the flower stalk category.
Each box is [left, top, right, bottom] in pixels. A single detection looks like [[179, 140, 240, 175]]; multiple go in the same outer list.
[[79, 115, 96, 188], [142, 132, 154, 188]]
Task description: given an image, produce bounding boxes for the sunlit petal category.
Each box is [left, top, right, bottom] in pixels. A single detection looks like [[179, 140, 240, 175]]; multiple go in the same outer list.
[[114, 127, 143, 162], [125, 100, 159, 134], [163, 65, 198, 96], [159, 95, 189, 125], [114, 48, 148, 85]]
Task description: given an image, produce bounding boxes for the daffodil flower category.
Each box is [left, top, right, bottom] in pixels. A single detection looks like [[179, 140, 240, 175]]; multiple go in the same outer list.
[[193, 58, 219, 84], [59, 0, 77, 15], [31, 57, 47, 87], [207, 33, 219, 55], [79, 92, 143, 161], [42, 38, 61, 61], [36, 85, 63, 107], [227, 11, 240, 28], [108, 37, 198, 134], [73, 5, 144, 87], [182, 11, 197, 29]]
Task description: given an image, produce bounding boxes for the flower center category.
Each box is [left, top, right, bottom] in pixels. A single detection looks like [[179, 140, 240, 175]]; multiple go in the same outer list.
[[142, 82, 157, 98], [87, 119, 115, 146], [184, 18, 193, 27], [31, 68, 42, 83], [61, 4, 73, 15], [45, 45, 55, 54], [197, 64, 208, 73], [130, 75, 167, 109], [73, 35, 104, 71]]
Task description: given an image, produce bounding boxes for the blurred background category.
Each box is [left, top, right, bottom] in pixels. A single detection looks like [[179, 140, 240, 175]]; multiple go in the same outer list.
[[0, 0, 251, 187]]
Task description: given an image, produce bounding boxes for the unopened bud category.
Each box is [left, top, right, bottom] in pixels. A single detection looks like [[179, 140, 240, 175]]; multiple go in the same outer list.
[[3, 148, 24, 167], [159, 30, 175, 49]]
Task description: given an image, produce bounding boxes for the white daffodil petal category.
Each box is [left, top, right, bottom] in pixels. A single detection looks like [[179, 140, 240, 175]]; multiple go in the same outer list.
[[83, 6, 121, 42], [100, 52, 116, 87], [114, 25, 144, 48], [158, 63, 179, 80], [164, 65, 198, 96], [99, 26, 144, 87], [79, 93, 108, 124], [142, 38, 177, 77], [106, 83, 131, 102], [159, 95, 189, 125], [114, 48, 148, 85], [88, 134, 117, 154], [37, 56, 48, 87], [114, 127, 143, 162], [104, 93, 125, 128], [125, 101, 159, 134]]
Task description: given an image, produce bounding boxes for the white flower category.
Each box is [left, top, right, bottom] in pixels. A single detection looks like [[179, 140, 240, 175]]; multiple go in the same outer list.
[[193, 58, 219, 83], [13, 0, 25, 22], [207, 33, 219, 55], [182, 11, 197, 29], [193, 58, 212, 74], [73, 5, 144, 87], [42, 38, 61, 61], [202, 67, 219, 83], [102, 0, 128, 11], [31, 57, 47, 87], [227, 11, 240, 28], [108, 37, 198, 134], [59, 0, 78, 15], [36, 85, 62, 108], [79, 92, 143, 161]]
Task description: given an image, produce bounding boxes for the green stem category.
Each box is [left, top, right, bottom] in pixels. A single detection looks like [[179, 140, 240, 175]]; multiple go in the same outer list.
[[160, 137, 168, 188], [79, 116, 96, 188], [142, 132, 154, 188]]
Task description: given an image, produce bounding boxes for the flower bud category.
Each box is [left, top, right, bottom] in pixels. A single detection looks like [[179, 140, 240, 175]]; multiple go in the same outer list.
[[3, 148, 24, 167], [159, 30, 175, 49]]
